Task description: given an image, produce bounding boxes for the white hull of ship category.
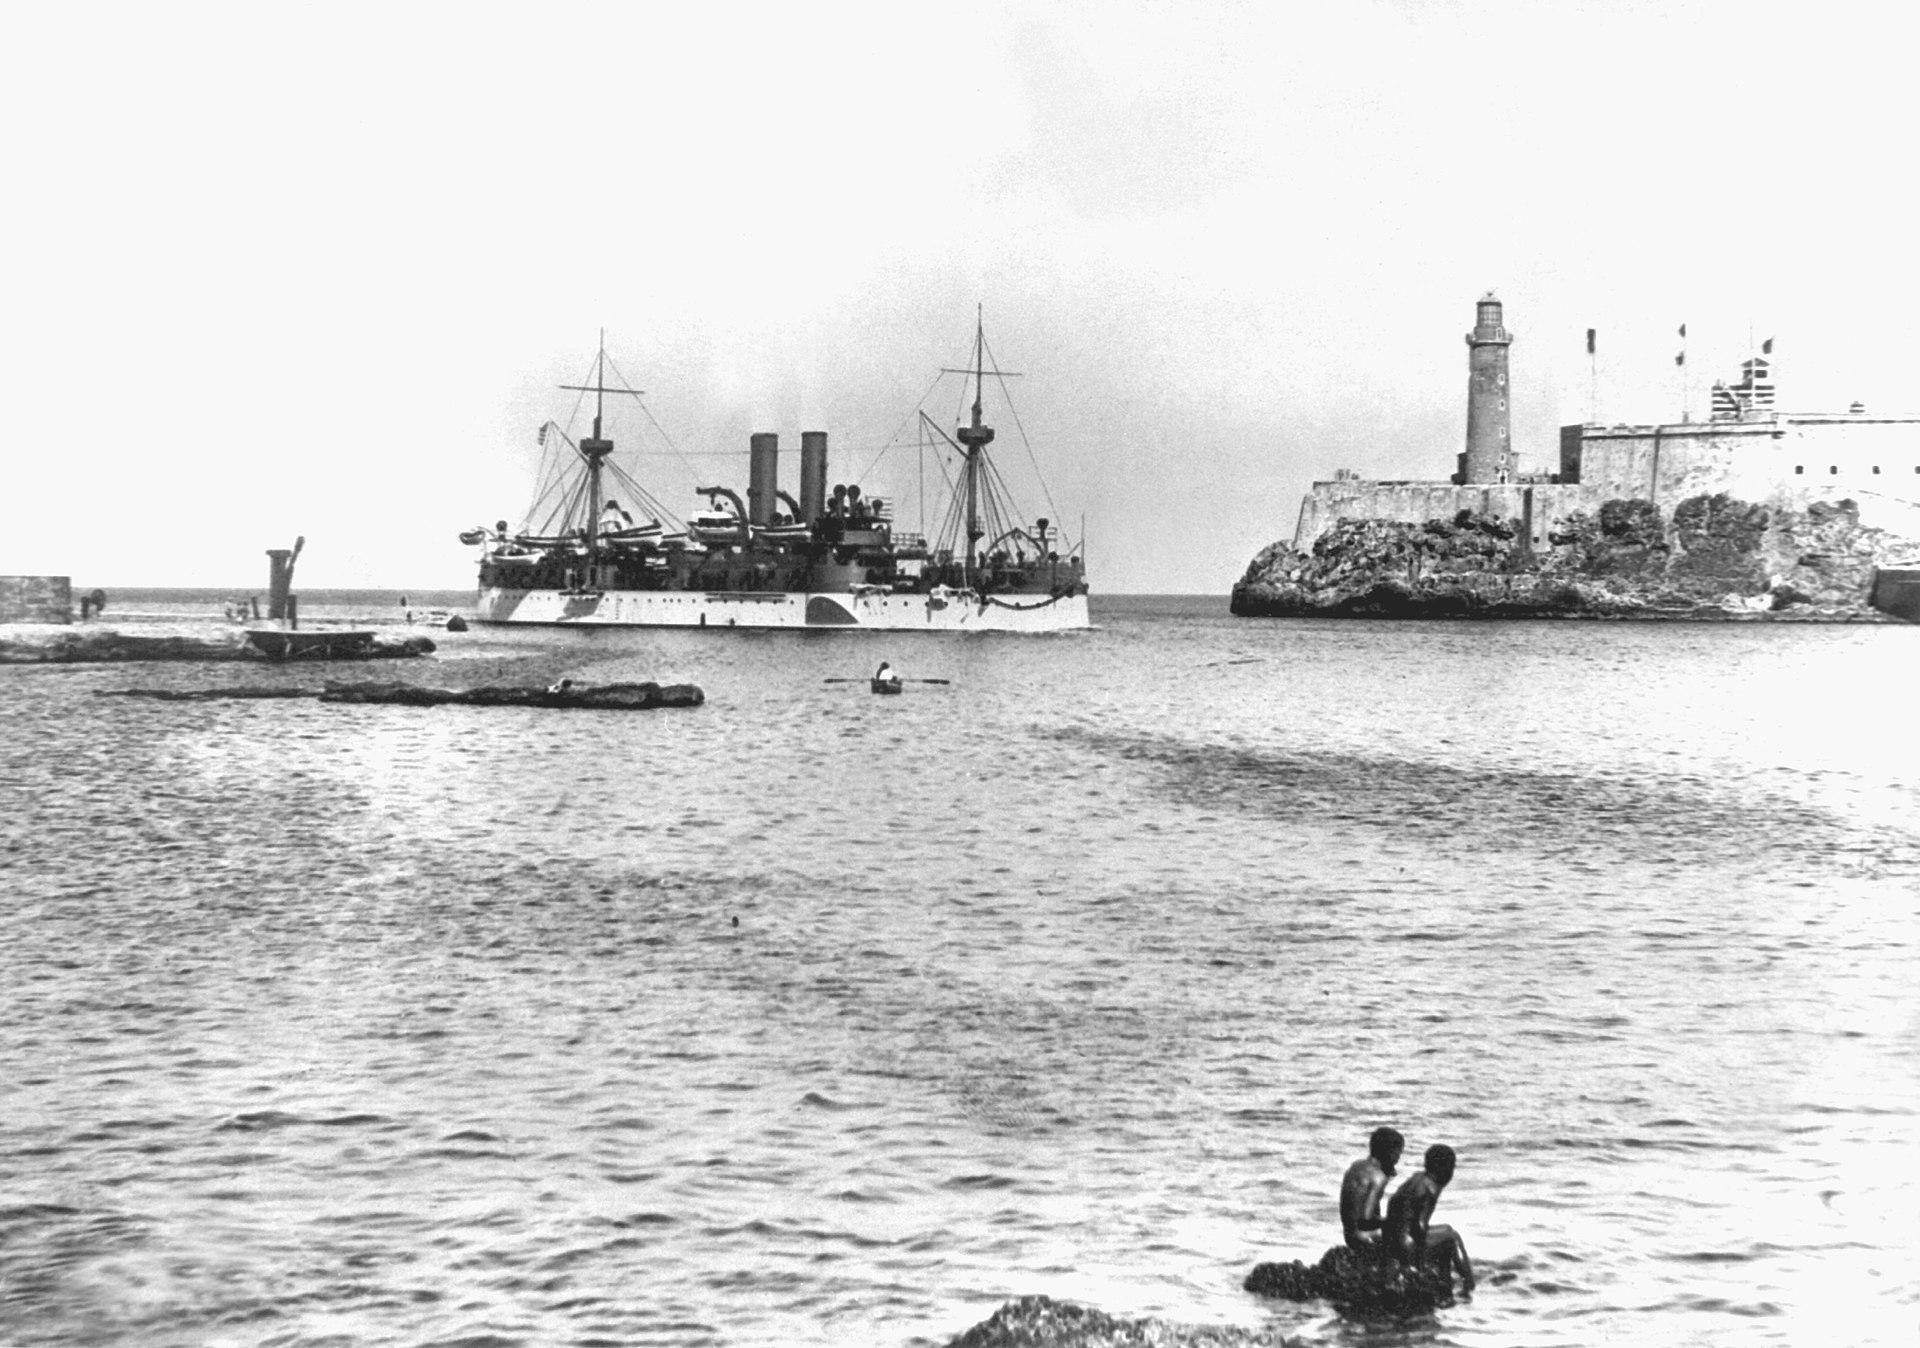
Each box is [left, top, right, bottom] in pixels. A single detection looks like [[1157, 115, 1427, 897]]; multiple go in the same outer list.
[[474, 586, 1090, 632]]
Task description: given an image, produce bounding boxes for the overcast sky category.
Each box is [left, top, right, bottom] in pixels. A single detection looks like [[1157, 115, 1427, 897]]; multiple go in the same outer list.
[[5, 1, 1914, 593]]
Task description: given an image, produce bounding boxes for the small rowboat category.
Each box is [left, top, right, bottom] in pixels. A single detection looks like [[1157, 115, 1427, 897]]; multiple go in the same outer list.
[[602, 522, 666, 547], [871, 676, 903, 695]]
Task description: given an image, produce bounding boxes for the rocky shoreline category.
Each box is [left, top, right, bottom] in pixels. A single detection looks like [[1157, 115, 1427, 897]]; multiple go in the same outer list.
[[1232, 494, 1916, 622]]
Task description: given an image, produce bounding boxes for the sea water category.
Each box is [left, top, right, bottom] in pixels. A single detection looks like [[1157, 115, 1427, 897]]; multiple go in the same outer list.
[[2, 595, 1916, 1347]]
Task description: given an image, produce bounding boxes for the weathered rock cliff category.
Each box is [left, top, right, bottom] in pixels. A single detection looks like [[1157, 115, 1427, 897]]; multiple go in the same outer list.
[[1231, 495, 1911, 620]]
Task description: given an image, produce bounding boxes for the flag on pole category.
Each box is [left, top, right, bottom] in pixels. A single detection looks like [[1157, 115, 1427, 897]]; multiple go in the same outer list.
[[537, 423, 550, 446], [1586, 328, 1596, 354], [1675, 351, 1686, 366], [1761, 337, 1774, 354], [1678, 323, 1687, 339]]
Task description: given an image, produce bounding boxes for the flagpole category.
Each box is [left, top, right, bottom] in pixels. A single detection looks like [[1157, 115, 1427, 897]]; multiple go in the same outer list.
[[1760, 335, 1775, 419], [1586, 327, 1597, 424], [1677, 322, 1689, 423]]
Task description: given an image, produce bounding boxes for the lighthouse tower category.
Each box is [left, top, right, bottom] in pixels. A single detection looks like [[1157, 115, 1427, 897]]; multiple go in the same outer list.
[[1457, 292, 1514, 484]]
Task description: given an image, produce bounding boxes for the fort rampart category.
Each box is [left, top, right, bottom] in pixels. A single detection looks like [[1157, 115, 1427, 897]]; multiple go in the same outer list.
[[1294, 414, 1920, 550], [0, 575, 71, 624]]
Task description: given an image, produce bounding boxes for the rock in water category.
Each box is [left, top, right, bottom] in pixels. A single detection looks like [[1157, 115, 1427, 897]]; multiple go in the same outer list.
[[944, 1294, 1293, 1347], [95, 687, 316, 701], [1245, 1245, 1456, 1316], [1241, 1260, 1322, 1301], [316, 680, 705, 709]]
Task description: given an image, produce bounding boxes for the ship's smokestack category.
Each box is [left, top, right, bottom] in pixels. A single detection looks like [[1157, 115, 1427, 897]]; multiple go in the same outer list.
[[1459, 292, 1514, 484], [748, 432, 778, 528], [800, 431, 828, 525]]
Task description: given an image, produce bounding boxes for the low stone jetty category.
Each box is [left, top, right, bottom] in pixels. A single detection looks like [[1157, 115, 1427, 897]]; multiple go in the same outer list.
[[87, 681, 705, 709], [319, 680, 704, 709], [1871, 566, 1920, 621], [95, 687, 317, 701], [0, 627, 434, 664]]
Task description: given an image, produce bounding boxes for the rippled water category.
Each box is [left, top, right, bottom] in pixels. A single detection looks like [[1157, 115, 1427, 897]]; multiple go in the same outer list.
[[4, 597, 1917, 1347]]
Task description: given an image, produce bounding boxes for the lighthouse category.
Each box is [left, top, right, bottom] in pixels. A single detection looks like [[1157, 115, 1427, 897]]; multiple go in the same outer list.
[[1457, 292, 1514, 484]]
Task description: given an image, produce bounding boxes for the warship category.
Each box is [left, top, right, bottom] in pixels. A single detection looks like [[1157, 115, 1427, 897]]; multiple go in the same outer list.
[[461, 319, 1090, 631]]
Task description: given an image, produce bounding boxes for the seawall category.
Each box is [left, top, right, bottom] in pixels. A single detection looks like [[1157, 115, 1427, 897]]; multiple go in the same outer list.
[[0, 626, 436, 664], [0, 576, 71, 624], [1295, 482, 1562, 551]]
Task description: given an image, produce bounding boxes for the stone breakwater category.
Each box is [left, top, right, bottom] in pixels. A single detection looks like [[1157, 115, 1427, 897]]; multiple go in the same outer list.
[[1232, 494, 1914, 620], [0, 626, 434, 663], [88, 682, 708, 709]]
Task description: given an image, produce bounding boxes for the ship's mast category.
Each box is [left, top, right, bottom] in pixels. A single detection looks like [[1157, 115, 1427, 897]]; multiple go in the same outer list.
[[559, 329, 625, 581], [954, 308, 995, 583]]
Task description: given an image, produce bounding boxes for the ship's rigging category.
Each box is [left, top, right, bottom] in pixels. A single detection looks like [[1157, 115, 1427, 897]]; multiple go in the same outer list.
[[510, 314, 1077, 579], [517, 335, 688, 548], [866, 311, 1072, 581], [460, 312, 1088, 631]]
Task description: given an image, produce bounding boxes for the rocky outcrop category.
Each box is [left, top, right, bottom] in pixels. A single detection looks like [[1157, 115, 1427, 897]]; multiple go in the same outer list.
[[318, 680, 705, 709], [1244, 1245, 1455, 1314], [943, 1294, 1291, 1347], [1231, 495, 1914, 620], [942, 1255, 1459, 1348]]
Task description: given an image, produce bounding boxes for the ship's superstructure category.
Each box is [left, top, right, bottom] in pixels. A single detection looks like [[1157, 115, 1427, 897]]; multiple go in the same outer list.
[[462, 320, 1090, 631]]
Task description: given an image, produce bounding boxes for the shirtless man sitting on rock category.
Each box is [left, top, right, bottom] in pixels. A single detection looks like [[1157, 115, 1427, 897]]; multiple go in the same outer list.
[[1339, 1127, 1404, 1257], [1384, 1143, 1475, 1291]]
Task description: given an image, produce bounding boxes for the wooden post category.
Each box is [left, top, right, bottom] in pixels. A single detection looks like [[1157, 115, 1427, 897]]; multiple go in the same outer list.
[[265, 535, 305, 621]]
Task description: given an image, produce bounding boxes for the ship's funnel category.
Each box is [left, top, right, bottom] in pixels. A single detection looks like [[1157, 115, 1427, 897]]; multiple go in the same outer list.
[[748, 432, 778, 528], [800, 431, 828, 525]]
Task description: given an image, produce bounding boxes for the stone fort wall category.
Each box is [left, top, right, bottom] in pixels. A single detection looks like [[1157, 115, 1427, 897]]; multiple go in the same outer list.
[[1293, 415, 1920, 549], [0, 575, 72, 624]]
